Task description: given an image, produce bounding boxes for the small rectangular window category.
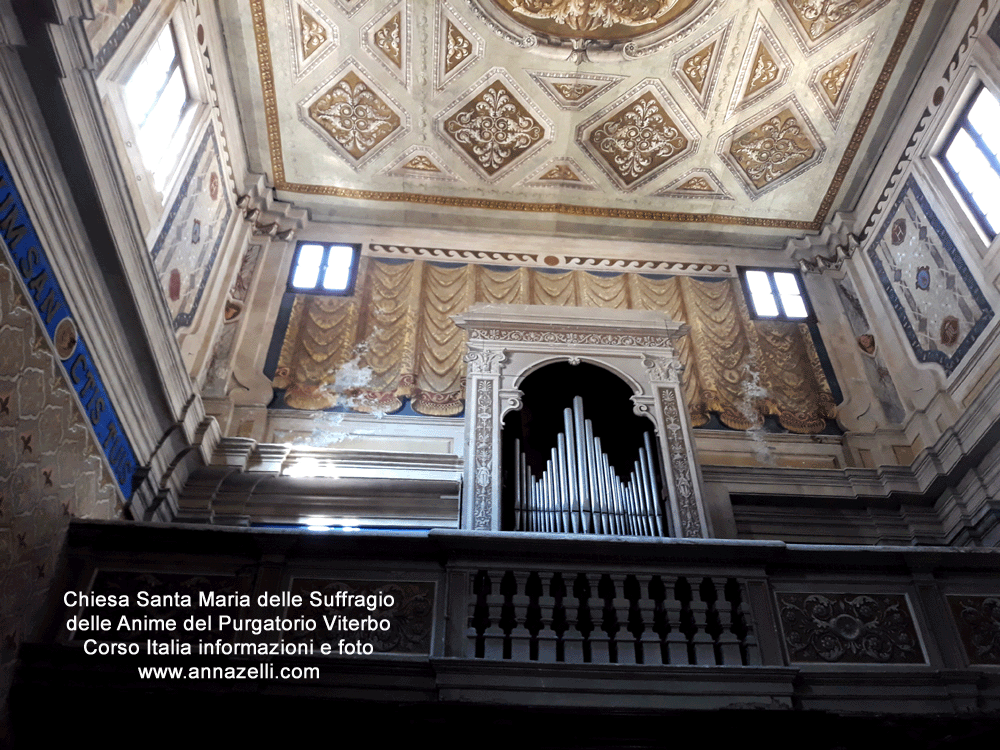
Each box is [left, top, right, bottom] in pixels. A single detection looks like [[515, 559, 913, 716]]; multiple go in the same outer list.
[[123, 23, 194, 192], [287, 242, 360, 295], [941, 84, 1000, 239], [739, 269, 813, 321]]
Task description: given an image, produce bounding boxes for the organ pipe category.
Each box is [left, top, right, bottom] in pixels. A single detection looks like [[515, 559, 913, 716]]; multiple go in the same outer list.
[[513, 396, 667, 537]]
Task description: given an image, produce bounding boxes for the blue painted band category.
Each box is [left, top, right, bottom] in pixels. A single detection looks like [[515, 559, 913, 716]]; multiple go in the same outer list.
[[0, 156, 139, 497]]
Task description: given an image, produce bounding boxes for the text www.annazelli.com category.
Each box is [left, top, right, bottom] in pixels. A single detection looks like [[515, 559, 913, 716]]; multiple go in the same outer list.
[[138, 665, 319, 680]]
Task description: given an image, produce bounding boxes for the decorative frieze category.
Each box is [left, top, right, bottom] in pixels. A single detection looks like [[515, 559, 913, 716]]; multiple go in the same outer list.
[[947, 595, 1000, 665], [776, 592, 925, 664]]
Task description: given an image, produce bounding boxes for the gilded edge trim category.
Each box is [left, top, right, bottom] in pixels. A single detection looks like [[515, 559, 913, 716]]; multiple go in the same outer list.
[[250, 0, 920, 231], [251, 0, 286, 185]]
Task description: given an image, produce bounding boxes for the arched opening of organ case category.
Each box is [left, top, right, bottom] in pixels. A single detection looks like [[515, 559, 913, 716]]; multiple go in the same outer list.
[[502, 361, 668, 536]]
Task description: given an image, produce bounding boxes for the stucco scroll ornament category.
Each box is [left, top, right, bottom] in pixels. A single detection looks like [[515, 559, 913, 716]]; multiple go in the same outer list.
[[507, 0, 680, 31], [445, 86, 543, 172], [642, 354, 682, 384], [592, 98, 687, 181], [465, 348, 507, 375]]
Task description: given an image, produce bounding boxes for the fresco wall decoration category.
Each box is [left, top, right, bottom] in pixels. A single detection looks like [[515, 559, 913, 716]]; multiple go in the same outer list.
[[151, 124, 235, 330], [835, 277, 905, 424], [867, 175, 994, 376], [271, 259, 838, 434]]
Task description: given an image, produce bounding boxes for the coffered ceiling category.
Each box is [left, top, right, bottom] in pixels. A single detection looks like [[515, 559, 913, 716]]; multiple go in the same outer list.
[[220, 0, 950, 248]]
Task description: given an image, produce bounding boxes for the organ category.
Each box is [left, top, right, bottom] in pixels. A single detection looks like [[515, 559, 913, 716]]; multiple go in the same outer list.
[[454, 304, 711, 538], [513, 395, 667, 536]]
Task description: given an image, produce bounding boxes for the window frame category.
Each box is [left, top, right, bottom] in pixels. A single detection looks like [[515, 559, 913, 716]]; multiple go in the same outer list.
[[286, 242, 362, 296], [99, 1, 210, 229], [738, 268, 816, 323], [939, 82, 1000, 241]]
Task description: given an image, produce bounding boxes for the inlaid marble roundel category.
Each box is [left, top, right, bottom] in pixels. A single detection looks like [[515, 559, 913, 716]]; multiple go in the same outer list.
[[488, 0, 702, 41]]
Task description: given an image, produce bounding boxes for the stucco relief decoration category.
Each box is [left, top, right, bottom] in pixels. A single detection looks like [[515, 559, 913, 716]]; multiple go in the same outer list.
[[435, 4, 483, 90], [519, 158, 599, 190], [809, 35, 872, 127], [375, 13, 402, 67], [658, 169, 733, 200], [683, 44, 713, 91], [947, 595, 1000, 665], [732, 111, 814, 188], [591, 95, 687, 184], [720, 99, 825, 198], [440, 72, 550, 180], [287, 0, 338, 80], [446, 21, 473, 71], [671, 20, 730, 115], [659, 386, 700, 537], [643, 354, 682, 383], [867, 176, 994, 375], [579, 82, 697, 191], [542, 165, 579, 181], [775, 0, 890, 52], [272, 261, 837, 430], [465, 349, 507, 375], [299, 7, 327, 59], [306, 70, 403, 165], [789, 0, 878, 40], [821, 56, 852, 102], [777, 593, 925, 664], [488, 0, 702, 42], [528, 71, 625, 111], [383, 146, 460, 182]]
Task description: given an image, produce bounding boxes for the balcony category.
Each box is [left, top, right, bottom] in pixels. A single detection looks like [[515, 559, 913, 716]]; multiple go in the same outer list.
[[11, 520, 1000, 744]]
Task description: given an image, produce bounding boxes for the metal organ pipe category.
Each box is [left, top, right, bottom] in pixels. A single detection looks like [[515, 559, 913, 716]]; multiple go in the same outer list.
[[512, 397, 667, 537]]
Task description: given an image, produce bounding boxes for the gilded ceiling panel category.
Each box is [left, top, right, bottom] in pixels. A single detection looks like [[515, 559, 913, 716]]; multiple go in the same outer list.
[[775, 0, 891, 53], [438, 69, 552, 181], [518, 158, 599, 190], [528, 71, 626, 111], [578, 80, 698, 191], [726, 14, 793, 119], [672, 20, 731, 115], [361, 1, 410, 89], [719, 98, 825, 198], [382, 146, 461, 182], [434, 2, 483, 91], [809, 34, 874, 127], [657, 169, 733, 200], [300, 62, 407, 168], [286, 0, 337, 81]]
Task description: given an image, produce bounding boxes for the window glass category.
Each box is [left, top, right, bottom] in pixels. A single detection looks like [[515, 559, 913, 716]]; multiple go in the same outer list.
[[290, 244, 324, 289], [123, 24, 192, 192], [288, 243, 360, 295], [942, 86, 1000, 238], [739, 269, 812, 321], [745, 270, 779, 317], [322, 245, 356, 291]]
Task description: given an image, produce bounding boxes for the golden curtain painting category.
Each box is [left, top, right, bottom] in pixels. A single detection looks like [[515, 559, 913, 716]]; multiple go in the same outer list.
[[273, 258, 837, 433]]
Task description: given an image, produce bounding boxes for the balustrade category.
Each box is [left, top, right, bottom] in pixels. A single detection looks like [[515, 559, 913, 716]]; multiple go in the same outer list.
[[467, 569, 758, 665]]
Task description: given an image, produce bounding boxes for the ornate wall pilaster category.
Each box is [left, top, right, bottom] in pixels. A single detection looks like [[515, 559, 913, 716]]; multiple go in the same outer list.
[[463, 348, 506, 530]]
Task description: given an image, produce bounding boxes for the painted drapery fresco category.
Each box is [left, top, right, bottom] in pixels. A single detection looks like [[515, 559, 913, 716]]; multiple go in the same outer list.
[[273, 259, 837, 433]]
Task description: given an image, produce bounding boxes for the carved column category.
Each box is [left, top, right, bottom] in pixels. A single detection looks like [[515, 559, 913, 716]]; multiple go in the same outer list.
[[462, 348, 507, 530]]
